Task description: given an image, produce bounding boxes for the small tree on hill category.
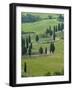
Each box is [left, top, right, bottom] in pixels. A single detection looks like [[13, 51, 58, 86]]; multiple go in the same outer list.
[[24, 62, 27, 73], [22, 38, 27, 55], [53, 29, 56, 41], [61, 23, 64, 31], [50, 42, 55, 54], [22, 46, 27, 55], [55, 25, 58, 32], [28, 34, 31, 43], [26, 37, 29, 48], [39, 47, 43, 54], [36, 35, 39, 42]]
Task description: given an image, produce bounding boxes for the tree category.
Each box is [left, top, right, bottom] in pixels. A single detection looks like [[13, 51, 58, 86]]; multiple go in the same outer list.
[[58, 14, 64, 22], [45, 47, 47, 54], [28, 45, 32, 56], [58, 23, 61, 31], [50, 42, 55, 54], [26, 37, 29, 48], [28, 34, 31, 43], [61, 23, 64, 31], [22, 37, 25, 47], [48, 15, 52, 19], [24, 62, 27, 73], [54, 25, 57, 32], [22, 46, 27, 55], [36, 35, 39, 42], [53, 29, 55, 41], [49, 26, 52, 36], [22, 37, 27, 55], [55, 25, 58, 32], [39, 47, 43, 54]]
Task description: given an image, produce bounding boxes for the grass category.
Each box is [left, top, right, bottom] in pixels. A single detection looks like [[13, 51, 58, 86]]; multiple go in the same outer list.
[[21, 13, 64, 77], [21, 40, 64, 77], [22, 19, 61, 35]]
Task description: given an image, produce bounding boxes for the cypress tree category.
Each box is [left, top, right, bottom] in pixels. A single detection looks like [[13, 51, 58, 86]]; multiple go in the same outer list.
[[36, 35, 39, 42], [50, 42, 55, 54], [26, 37, 29, 48], [39, 47, 43, 54], [24, 62, 27, 73], [28, 45, 32, 56], [28, 34, 31, 43], [53, 29, 55, 41]]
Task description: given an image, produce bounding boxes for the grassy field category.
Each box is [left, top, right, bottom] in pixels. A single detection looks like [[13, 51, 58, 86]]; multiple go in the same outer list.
[[22, 19, 61, 35], [21, 12, 64, 77], [21, 40, 64, 77]]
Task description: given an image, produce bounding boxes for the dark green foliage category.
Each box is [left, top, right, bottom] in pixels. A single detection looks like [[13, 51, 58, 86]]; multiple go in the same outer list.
[[54, 25, 57, 32], [48, 15, 52, 19], [45, 72, 51, 76], [24, 62, 27, 73], [22, 46, 27, 55], [58, 23, 61, 31], [39, 47, 43, 54], [50, 42, 55, 54], [28, 45, 32, 56], [35, 35, 39, 42], [22, 37, 25, 48], [22, 13, 41, 23], [28, 34, 31, 43], [22, 37, 27, 55], [45, 47, 47, 54], [55, 25, 58, 32], [53, 71, 64, 75], [61, 23, 64, 31], [58, 23, 64, 31], [53, 29, 55, 41], [58, 14, 64, 22], [26, 37, 29, 48]]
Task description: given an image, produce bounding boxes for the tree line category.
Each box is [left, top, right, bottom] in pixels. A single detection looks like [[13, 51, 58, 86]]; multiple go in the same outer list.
[[22, 35, 55, 56], [45, 22, 64, 40]]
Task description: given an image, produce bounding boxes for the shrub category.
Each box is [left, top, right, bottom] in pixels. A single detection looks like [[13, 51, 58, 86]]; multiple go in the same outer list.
[[45, 72, 51, 76], [53, 70, 64, 76]]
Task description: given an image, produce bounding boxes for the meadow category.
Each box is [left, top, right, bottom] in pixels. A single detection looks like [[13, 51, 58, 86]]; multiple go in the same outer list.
[[21, 12, 64, 77]]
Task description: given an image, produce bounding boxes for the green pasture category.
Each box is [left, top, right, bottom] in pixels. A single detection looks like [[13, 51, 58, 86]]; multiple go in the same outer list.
[[21, 13, 64, 77], [21, 40, 64, 77], [22, 19, 61, 34]]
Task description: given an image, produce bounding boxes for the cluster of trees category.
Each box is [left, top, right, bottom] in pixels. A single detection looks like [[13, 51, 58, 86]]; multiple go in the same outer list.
[[39, 47, 47, 54], [22, 13, 41, 23], [45, 23, 64, 40], [22, 34, 55, 56], [39, 42, 55, 54], [22, 35, 32, 56], [22, 34, 40, 56], [58, 14, 64, 22]]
